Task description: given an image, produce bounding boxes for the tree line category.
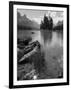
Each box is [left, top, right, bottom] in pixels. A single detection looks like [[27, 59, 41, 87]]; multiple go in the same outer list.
[[40, 14, 63, 31]]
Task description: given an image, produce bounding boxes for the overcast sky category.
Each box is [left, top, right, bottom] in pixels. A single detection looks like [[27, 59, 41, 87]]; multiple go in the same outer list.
[[17, 9, 63, 24]]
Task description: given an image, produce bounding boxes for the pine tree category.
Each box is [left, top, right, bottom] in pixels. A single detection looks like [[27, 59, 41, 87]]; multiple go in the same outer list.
[[40, 14, 53, 30]]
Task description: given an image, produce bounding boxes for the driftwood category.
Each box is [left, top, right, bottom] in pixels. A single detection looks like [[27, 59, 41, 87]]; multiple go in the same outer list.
[[19, 46, 37, 62]]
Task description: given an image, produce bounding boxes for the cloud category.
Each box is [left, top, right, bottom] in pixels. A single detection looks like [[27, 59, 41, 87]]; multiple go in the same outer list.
[[55, 12, 63, 17], [30, 16, 43, 24], [18, 9, 63, 24]]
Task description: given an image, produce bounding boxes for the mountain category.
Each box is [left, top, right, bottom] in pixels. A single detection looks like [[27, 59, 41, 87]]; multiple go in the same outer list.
[[53, 21, 63, 30], [57, 21, 63, 26], [17, 12, 40, 30]]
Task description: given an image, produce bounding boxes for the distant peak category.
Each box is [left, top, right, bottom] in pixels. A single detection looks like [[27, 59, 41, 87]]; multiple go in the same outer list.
[[23, 14, 27, 18]]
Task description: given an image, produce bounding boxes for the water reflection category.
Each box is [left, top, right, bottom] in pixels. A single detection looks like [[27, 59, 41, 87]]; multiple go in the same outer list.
[[18, 30, 63, 79], [18, 30, 63, 48], [40, 30, 63, 78], [41, 30, 52, 45], [45, 31, 63, 48]]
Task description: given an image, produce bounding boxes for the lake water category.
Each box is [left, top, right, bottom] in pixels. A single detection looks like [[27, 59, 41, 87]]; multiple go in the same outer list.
[[18, 30, 63, 50], [18, 30, 63, 78]]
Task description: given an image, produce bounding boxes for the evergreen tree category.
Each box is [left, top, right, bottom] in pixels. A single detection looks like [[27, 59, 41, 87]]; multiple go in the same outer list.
[[40, 14, 53, 30]]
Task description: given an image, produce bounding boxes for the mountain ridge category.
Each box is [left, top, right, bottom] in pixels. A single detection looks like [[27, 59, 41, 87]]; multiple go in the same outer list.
[[17, 12, 40, 30]]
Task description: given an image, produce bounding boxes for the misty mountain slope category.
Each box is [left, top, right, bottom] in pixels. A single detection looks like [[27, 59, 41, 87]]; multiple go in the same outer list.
[[17, 12, 40, 30], [53, 21, 63, 30]]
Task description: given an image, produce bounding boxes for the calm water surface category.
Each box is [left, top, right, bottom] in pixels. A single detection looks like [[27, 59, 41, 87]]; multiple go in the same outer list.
[[18, 30, 63, 61], [18, 30, 63, 49], [18, 30, 63, 78]]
